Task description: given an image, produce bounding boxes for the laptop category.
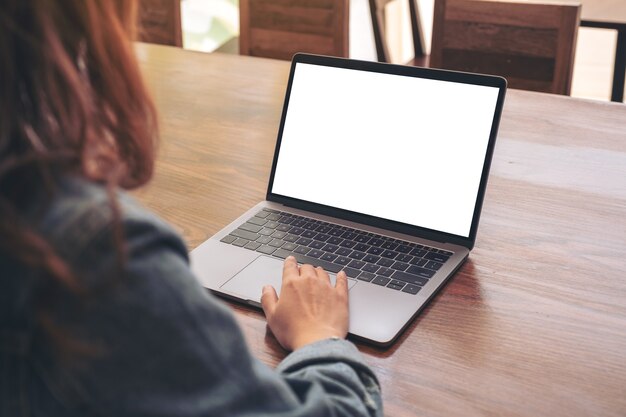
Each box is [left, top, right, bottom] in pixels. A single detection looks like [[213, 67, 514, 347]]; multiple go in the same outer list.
[[191, 53, 506, 346]]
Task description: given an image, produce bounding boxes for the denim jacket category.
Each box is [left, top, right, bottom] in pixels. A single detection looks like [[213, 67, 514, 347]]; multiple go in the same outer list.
[[0, 177, 382, 417]]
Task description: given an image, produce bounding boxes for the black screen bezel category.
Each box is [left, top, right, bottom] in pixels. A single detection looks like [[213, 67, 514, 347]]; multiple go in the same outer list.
[[266, 53, 507, 250]]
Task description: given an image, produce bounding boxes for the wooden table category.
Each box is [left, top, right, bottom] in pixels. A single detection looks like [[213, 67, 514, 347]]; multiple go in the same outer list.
[[134, 43, 626, 417]]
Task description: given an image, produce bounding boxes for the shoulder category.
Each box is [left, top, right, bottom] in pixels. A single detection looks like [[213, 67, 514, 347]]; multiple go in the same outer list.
[[37, 176, 188, 271]]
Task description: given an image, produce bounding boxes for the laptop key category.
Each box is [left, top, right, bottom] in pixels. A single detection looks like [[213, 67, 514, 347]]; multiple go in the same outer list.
[[362, 263, 380, 274], [367, 238, 384, 247], [377, 267, 394, 277], [258, 228, 274, 236], [289, 227, 305, 235], [424, 260, 443, 271], [357, 272, 376, 282], [220, 235, 237, 244], [387, 281, 405, 291], [248, 217, 267, 226], [320, 253, 338, 262], [269, 239, 284, 248], [255, 211, 270, 219], [256, 235, 272, 245], [391, 261, 410, 271], [395, 254, 413, 263], [424, 252, 450, 263], [231, 229, 260, 241], [396, 244, 412, 254], [265, 221, 279, 229], [266, 213, 281, 221], [316, 225, 332, 233], [389, 279, 405, 288], [271, 231, 287, 239], [342, 231, 358, 240], [322, 244, 339, 253], [328, 229, 344, 237], [302, 230, 317, 238], [381, 250, 398, 259], [233, 238, 250, 247], [308, 240, 325, 249], [377, 258, 394, 267], [348, 251, 366, 260], [402, 284, 422, 295], [296, 237, 312, 246], [348, 260, 365, 269], [333, 256, 351, 266], [339, 240, 356, 248], [381, 241, 398, 250], [314, 233, 331, 242], [277, 216, 293, 224], [308, 249, 324, 258], [367, 247, 384, 256], [372, 276, 391, 286], [363, 254, 381, 264], [283, 234, 299, 243], [256, 245, 277, 255], [354, 235, 370, 243], [244, 241, 262, 251], [335, 247, 351, 256], [282, 242, 298, 251], [341, 267, 361, 278], [391, 270, 429, 286], [327, 236, 343, 245], [240, 223, 263, 233], [410, 258, 427, 267], [294, 245, 310, 255], [406, 265, 436, 278], [409, 248, 427, 258], [354, 243, 370, 252]]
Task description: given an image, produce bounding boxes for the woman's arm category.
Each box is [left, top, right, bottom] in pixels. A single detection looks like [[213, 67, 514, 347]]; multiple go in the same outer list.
[[40, 194, 382, 417]]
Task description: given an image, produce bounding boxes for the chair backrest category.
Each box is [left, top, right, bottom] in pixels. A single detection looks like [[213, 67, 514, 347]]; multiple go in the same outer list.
[[239, 0, 349, 60], [369, 0, 426, 64], [430, 0, 581, 95], [137, 0, 183, 47]]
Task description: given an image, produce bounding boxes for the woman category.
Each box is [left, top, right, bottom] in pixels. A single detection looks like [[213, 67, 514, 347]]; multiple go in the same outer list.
[[0, 1, 382, 416]]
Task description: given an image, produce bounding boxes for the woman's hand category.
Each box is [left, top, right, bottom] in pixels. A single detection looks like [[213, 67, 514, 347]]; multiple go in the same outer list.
[[261, 256, 349, 351]]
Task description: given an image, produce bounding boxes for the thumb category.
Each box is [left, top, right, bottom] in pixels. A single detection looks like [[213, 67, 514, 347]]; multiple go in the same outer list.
[[261, 285, 278, 318]]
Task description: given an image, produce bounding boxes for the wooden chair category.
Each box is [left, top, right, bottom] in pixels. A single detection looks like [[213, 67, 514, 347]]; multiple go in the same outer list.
[[430, 0, 581, 95], [239, 0, 349, 60], [369, 0, 427, 65], [137, 0, 183, 47]]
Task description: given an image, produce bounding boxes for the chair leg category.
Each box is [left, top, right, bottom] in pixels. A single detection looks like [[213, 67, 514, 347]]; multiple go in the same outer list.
[[369, 0, 391, 62]]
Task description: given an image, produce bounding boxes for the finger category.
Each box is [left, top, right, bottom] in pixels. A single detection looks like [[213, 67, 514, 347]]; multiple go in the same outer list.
[[316, 266, 331, 284], [261, 285, 278, 318], [283, 256, 299, 278], [335, 270, 348, 292], [299, 263, 317, 278]]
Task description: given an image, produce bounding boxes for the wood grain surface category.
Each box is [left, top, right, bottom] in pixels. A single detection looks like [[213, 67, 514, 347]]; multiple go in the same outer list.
[[134, 43, 626, 417]]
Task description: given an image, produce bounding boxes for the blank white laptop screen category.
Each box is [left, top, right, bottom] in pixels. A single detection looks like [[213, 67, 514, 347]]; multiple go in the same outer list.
[[271, 63, 500, 238]]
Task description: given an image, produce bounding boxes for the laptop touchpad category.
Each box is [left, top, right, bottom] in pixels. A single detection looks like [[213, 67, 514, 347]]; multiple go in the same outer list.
[[220, 255, 356, 305]]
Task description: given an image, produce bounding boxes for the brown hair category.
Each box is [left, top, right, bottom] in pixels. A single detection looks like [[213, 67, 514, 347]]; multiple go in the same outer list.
[[0, 0, 158, 352]]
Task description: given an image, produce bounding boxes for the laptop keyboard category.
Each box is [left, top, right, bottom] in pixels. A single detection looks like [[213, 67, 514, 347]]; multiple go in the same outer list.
[[220, 209, 454, 295]]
